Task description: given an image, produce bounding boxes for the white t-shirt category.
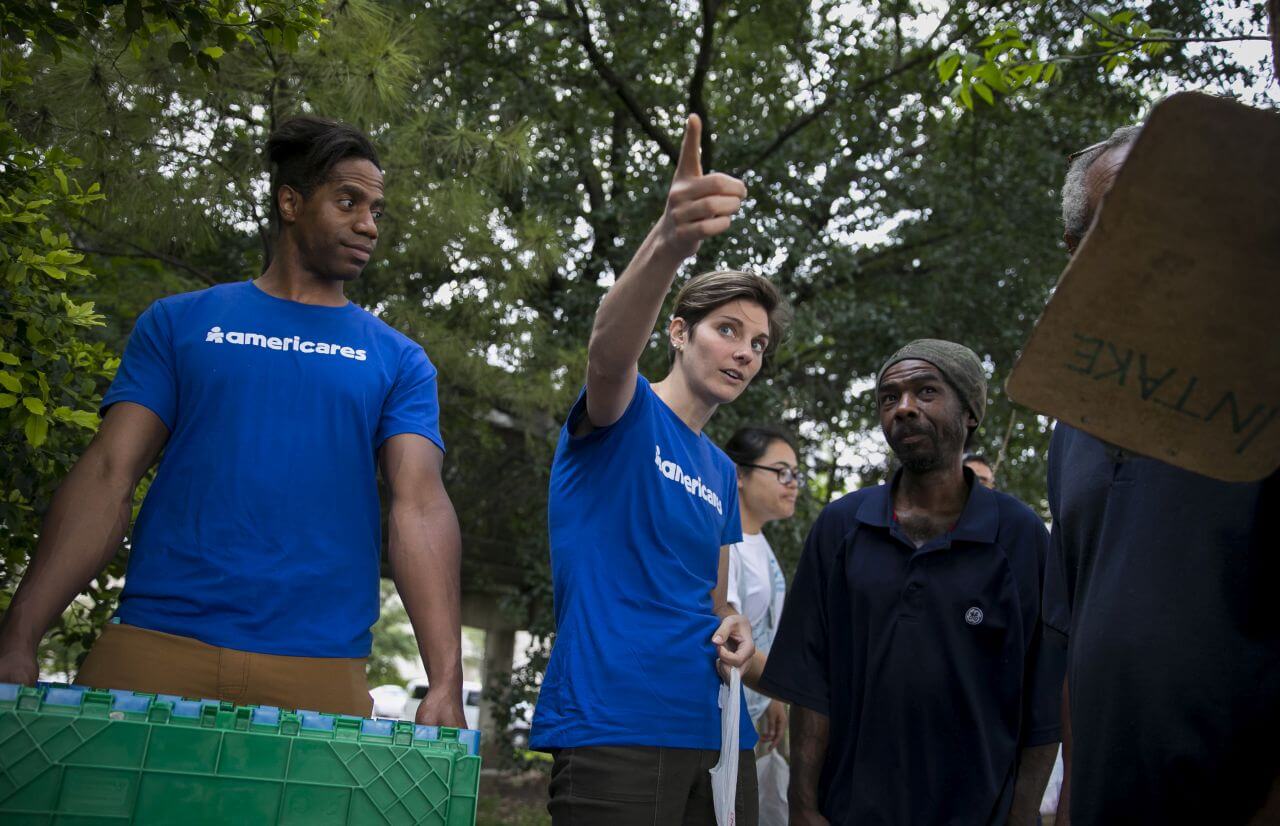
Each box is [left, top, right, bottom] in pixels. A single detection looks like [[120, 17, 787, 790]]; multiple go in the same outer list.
[[727, 532, 787, 722]]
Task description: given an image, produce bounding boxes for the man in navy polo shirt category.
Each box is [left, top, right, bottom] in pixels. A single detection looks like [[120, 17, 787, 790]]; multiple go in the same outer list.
[[761, 339, 1062, 826], [1043, 126, 1280, 824], [0, 117, 466, 726]]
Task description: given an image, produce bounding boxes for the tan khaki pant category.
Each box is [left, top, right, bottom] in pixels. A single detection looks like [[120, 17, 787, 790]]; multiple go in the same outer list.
[[75, 622, 372, 717]]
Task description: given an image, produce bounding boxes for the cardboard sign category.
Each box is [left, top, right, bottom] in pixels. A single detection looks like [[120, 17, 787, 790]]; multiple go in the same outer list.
[[1007, 93, 1280, 482]]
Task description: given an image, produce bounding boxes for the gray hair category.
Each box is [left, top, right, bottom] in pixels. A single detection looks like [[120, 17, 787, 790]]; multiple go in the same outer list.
[[1061, 125, 1143, 240]]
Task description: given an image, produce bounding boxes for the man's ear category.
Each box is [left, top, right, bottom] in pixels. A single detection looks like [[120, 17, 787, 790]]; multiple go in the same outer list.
[[277, 185, 303, 225]]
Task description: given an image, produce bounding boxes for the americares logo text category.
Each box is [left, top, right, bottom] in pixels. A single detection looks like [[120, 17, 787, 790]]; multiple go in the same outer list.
[[654, 444, 724, 516], [205, 327, 367, 361]]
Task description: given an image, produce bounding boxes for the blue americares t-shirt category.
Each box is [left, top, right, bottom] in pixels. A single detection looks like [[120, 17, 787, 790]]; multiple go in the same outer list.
[[531, 375, 757, 751], [101, 280, 443, 657]]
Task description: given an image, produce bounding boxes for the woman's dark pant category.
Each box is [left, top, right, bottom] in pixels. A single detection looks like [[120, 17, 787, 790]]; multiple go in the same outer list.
[[548, 745, 758, 826]]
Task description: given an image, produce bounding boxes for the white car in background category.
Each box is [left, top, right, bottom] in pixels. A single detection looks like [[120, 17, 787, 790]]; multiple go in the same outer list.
[[402, 678, 483, 730], [369, 684, 408, 719]]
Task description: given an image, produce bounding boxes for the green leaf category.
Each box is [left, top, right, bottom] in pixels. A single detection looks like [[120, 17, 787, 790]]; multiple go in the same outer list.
[[972, 81, 995, 105], [24, 413, 49, 447], [0, 352, 19, 366], [937, 53, 961, 83], [975, 63, 1002, 87], [168, 41, 190, 64], [0, 372, 20, 392], [53, 168, 69, 194], [0, 394, 16, 408], [959, 84, 974, 110], [22, 396, 46, 415], [201, 46, 225, 59], [52, 406, 95, 428], [1043, 63, 1058, 82]]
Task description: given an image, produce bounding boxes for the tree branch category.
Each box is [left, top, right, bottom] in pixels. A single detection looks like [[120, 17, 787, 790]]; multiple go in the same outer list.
[[1081, 8, 1268, 45], [688, 0, 721, 169], [75, 218, 221, 286], [742, 5, 971, 172], [563, 0, 678, 163], [993, 407, 1018, 477]]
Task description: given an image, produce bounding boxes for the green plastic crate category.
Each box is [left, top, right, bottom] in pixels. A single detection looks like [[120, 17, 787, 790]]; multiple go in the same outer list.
[[0, 684, 481, 825]]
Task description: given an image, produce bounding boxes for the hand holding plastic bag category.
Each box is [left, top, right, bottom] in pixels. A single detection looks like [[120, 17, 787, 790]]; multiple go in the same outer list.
[[710, 666, 741, 825]]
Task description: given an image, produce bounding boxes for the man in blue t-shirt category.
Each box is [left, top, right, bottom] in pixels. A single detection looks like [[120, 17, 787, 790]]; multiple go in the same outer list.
[[532, 115, 790, 826], [0, 117, 466, 726]]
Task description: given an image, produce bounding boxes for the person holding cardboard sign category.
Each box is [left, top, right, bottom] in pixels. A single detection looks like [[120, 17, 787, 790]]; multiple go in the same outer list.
[[1041, 124, 1280, 825]]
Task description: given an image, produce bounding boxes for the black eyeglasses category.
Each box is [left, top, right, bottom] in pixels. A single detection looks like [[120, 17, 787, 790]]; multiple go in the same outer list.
[[1066, 139, 1109, 164], [740, 463, 805, 487]]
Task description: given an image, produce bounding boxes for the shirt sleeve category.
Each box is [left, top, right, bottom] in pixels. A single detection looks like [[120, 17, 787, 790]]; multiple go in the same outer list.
[[1042, 425, 1072, 638], [376, 345, 444, 451], [562, 373, 648, 447], [100, 301, 179, 431], [726, 544, 744, 614], [1022, 517, 1065, 746], [757, 506, 841, 715]]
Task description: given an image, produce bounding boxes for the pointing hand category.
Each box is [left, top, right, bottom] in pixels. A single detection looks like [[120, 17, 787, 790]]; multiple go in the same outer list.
[[658, 114, 747, 261]]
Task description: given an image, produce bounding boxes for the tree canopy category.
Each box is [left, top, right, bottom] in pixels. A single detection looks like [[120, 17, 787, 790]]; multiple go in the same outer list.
[[1, 0, 1273, 702]]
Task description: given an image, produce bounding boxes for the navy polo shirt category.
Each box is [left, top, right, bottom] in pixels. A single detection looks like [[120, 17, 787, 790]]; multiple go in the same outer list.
[[1043, 424, 1280, 825], [761, 471, 1063, 826]]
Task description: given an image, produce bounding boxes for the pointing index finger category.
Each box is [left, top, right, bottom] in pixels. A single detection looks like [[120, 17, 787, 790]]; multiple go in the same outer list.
[[675, 114, 702, 180]]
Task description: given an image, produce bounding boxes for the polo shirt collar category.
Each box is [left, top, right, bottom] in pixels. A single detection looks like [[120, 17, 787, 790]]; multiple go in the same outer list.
[[854, 466, 1000, 544]]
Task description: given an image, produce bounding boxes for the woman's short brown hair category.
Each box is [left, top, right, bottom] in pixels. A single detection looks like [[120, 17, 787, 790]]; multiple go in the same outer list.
[[669, 270, 791, 364]]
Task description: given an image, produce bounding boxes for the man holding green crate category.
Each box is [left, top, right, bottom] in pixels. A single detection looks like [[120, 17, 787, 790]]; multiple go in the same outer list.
[[0, 117, 465, 726]]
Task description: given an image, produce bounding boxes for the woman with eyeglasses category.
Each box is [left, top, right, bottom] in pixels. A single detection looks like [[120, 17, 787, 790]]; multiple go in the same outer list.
[[724, 426, 800, 776]]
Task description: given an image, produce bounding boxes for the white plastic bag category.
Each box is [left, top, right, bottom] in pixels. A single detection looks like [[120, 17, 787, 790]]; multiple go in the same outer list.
[[710, 666, 741, 826], [757, 749, 790, 825]]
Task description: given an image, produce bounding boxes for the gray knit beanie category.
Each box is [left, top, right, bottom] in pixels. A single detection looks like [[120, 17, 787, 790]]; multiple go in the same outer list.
[[877, 339, 987, 428]]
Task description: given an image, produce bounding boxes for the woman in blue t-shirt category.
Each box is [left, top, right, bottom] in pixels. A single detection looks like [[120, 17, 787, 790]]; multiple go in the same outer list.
[[531, 115, 791, 826]]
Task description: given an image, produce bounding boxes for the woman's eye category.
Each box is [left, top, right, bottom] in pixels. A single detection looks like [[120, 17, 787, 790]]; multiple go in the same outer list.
[[719, 324, 734, 336], [751, 340, 765, 353], [372, 210, 384, 220]]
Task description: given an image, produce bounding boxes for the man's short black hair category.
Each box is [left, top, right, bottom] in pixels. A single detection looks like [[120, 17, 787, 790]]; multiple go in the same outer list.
[[265, 116, 381, 229]]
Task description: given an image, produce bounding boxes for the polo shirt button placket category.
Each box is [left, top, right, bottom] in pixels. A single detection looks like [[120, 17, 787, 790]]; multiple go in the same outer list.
[[902, 577, 924, 618]]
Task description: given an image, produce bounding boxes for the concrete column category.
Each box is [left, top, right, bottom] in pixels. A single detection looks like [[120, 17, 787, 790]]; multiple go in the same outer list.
[[477, 626, 516, 764]]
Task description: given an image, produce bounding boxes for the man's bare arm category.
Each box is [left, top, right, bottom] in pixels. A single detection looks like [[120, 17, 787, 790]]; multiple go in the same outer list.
[[1008, 743, 1059, 825], [381, 434, 465, 728], [790, 705, 831, 825], [582, 115, 746, 431], [0, 402, 168, 682]]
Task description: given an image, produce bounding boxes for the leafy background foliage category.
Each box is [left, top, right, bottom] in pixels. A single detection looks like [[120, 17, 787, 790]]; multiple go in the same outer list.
[[1, 1, 1273, 733]]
